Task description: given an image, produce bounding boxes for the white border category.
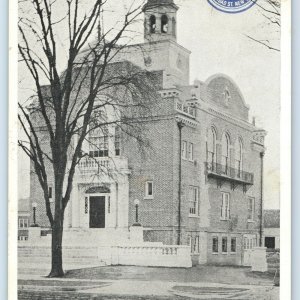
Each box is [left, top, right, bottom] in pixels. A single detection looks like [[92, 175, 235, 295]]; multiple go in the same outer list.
[[7, 0, 292, 299], [280, 0, 291, 298], [8, 0, 18, 298]]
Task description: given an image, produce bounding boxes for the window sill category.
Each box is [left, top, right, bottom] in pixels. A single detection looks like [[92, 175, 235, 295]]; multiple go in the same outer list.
[[144, 196, 153, 200], [222, 252, 228, 255], [189, 215, 200, 218], [220, 218, 229, 221], [212, 252, 219, 255], [230, 252, 237, 255], [247, 220, 255, 223]]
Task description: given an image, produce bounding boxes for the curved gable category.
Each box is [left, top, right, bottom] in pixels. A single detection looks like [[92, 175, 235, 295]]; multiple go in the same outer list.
[[205, 74, 249, 121]]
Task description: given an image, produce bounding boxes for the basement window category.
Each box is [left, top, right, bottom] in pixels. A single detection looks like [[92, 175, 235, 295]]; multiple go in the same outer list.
[[222, 237, 228, 253], [212, 237, 218, 253], [231, 237, 237, 253]]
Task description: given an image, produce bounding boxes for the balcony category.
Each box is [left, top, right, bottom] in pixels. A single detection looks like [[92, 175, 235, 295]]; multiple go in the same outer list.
[[175, 101, 196, 118], [78, 157, 129, 175], [206, 162, 254, 189]]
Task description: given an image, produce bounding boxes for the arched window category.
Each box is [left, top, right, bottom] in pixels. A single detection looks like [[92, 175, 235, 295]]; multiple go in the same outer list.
[[149, 15, 156, 33], [224, 89, 231, 106], [235, 138, 243, 178], [221, 133, 230, 175], [172, 17, 176, 36], [207, 128, 217, 168], [161, 15, 168, 33]]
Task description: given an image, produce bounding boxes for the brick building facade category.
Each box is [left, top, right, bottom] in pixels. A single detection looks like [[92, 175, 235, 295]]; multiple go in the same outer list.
[[29, 0, 266, 265]]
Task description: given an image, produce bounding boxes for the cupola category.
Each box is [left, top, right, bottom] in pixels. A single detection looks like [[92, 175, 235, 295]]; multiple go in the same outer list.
[[142, 0, 178, 42]]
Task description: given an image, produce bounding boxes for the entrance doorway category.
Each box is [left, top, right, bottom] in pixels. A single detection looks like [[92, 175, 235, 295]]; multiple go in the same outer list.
[[89, 196, 105, 228], [265, 237, 275, 249]]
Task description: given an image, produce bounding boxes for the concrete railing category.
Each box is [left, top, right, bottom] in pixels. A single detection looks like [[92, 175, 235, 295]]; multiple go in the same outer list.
[[109, 245, 192, 268], [78, 158, 110, 173], [19, 244, 192, 268], [78, 157, 129, 174]]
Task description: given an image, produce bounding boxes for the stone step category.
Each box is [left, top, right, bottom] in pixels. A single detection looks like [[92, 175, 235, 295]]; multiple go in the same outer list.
[[18, 256, 102, 264], [18, 252, 99, 259], [268, 263, 280, 267]]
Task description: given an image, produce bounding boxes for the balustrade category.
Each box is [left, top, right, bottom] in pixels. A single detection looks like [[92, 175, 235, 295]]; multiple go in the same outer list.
[[175, 101, 196, 118], [206, 162, 254, 185]]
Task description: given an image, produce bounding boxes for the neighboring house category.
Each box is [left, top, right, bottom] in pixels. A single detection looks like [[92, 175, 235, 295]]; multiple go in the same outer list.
[[18, 198, 30, 241], [264, 209, 280, 249], [29, 0, 266, 265]]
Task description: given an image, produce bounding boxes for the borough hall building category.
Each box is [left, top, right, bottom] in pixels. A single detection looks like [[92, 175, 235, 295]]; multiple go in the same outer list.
[[29, 0, 266, 265]]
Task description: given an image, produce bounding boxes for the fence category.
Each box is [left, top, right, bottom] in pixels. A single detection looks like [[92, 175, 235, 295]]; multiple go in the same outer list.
[[109, 245, 192, 268]]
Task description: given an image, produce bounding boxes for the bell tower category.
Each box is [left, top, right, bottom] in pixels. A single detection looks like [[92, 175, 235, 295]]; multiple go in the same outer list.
[[143, 0, 178, 43]]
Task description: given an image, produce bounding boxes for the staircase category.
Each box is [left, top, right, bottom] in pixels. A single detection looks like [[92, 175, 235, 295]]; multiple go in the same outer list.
[[62, 228, 130, 246], [18, 245, 107, 273], [266, 251, 280, 274]]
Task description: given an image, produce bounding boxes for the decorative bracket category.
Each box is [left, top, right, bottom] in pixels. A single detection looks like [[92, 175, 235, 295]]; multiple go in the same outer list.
[[231, 182, 237, 191], [243, 184, 250, 193], [217, 179, 223, 189]]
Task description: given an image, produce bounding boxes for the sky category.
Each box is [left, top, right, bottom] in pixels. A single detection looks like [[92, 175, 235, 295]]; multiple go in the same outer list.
[[18, 0, 280, 209]]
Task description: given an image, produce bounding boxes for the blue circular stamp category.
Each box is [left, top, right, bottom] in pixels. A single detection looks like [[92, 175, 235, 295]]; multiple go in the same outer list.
[[207, 0, 256, 13]]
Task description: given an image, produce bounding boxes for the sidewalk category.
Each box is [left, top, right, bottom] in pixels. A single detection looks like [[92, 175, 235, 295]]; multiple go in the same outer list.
[[18, 265, 279, 299]]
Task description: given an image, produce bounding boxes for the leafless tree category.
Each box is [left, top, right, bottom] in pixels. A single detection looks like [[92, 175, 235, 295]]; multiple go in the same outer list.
[[18, 0, 160, 277], [246, 0, 280, 52]]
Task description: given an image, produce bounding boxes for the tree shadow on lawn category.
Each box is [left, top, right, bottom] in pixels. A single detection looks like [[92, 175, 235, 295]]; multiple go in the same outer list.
[[64, 265, 275, 286]]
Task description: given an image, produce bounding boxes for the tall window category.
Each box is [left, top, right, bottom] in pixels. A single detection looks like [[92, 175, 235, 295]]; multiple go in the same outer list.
[[84, 197, 88, 214], [222, 237, 228, 253], [207, 128, 217, 166], [149, 15, 156, 33], [231, 237, 237, 253], [221, 133, 230, 175], [212, 237, 218, 253], [161, 15, 168, 33], [145, 181, 153, 199], [235, 138, 243, 178], [182, 141, 187, 159], [191, 236, 199, 253], [221, 192, 230, 220], [19, 218, 28, 228], [114, 126, 121, 156], [188, 142, 194, 161], [89, 126, 109, 157], [247, 197, 255, 221], [189, 186, 199, 216], [244, 236, 257, 249]]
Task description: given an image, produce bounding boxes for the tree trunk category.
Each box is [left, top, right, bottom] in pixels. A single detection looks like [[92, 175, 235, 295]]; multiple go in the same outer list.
[[48, 219, 64, 277], [48, 162, 66, 278]]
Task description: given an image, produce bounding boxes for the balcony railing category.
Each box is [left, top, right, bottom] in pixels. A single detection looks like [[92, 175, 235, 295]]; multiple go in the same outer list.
[[206, 162, 254, 185], [175, 101, 196, 118], [77, 157, 129, 174], [78, 157, 110, 174]]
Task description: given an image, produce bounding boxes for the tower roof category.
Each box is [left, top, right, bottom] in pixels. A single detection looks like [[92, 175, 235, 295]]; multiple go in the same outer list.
[[142, 0, 178, 11]]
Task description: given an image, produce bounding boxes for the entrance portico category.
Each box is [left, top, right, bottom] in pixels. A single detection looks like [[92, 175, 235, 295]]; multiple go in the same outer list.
[[65, 157, 131, 234]]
